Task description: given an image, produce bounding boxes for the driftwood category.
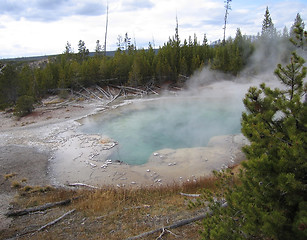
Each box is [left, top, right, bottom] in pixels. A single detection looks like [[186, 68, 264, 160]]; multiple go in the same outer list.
[[5, 209, 76, 240], [123, 86, 147, 95], [107, 86, 114, 98], [147, 87, 159, 95], [6, 198, 74, 217], [96, 85, 111, 99], [67, 183, 99, 189], [125, 212, 213, 240], [106, 88, 123, 105], [156, 228, 179, 240], [36, 209, 75, 232], [110, 84, 147, 95], [80, 86, 103, 101], [180, 192, 201, 197]]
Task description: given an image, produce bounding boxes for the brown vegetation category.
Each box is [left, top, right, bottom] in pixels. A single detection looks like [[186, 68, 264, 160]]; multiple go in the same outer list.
[[1, 175, 226, 240]]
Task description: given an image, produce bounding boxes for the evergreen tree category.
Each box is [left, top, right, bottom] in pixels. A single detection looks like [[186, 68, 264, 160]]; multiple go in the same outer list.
[[18, 65, 34, 97], [262, 6, 276, 39], [290, 13, 305, 50], [95, 40, 103, 55], [0, 64, 18, 107], [124, 32, 132, 51], [200, 51, 307, 239], [77, 40, 89, 62], [202, 34, 208, 46], [64, 41, 73, 55]]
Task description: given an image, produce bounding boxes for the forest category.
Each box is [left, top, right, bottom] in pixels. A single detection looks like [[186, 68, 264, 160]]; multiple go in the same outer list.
[[0, 8, 303, 112]]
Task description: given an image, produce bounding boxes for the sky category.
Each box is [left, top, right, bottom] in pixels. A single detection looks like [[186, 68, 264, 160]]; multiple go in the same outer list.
[[0, 0, 306, 59]]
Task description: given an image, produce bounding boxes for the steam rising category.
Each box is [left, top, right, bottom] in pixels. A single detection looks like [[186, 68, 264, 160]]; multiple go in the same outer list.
[[80, 37, 305, 165]]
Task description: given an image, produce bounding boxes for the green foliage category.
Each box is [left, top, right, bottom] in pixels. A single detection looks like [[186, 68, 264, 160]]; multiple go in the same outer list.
[[77, 40, 89, 62], [200, 51, 307, 239], [0, 64, 18, 108], [290, 13, 306, 50], [211, 29, 253, 75], [262, 6, 276, 39], [14, 95, 35, 117], [274, 52, 306, 99]]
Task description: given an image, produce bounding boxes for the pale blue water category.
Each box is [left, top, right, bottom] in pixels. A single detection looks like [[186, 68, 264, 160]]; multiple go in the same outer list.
[[80, 97, 243, 165]]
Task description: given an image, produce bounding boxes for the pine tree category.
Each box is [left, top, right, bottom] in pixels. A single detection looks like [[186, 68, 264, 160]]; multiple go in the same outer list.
[[200, 51, 307, 239], [64, 41, 73, 55], [275, 52, 306, 99], [77, 40, 89, 62], [0, 64, 18, 106], [261, 6, 276, 39], [290, 13, 305, 50], [95, 40, 103, 55]]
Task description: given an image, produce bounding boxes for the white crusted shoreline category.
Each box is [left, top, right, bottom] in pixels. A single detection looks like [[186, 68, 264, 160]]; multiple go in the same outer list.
[[0, 95, 248, 189]]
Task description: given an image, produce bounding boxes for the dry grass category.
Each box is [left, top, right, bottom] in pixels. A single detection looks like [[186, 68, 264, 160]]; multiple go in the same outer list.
[[2, 175, 229, 240], [11, 180, 21, 188], [4, 172, 17, 180]]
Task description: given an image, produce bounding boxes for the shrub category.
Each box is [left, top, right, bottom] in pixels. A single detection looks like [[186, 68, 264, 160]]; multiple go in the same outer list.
[[14, 95, 35, 117]]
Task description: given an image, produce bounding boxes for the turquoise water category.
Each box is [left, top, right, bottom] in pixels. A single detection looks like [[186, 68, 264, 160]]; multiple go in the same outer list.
[[80, 97, 243, 165]]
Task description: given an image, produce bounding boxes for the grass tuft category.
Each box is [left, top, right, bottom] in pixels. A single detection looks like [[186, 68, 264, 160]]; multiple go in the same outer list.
[[11, 180, 21, 188], [4, 172, 17, 180]]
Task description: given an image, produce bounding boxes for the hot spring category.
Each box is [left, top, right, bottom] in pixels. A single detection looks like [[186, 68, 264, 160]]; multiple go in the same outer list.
[[79, 93, 244, 165]]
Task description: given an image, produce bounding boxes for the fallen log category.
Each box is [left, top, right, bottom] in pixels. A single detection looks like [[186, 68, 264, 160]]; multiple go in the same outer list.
[[67, 183, 99, 189], [148, 87, 159, 95], [125, 212, 212, 240], [123, 86, 147, 95], [110, 84, 146, 95], [80, 86, 104, 102], [96, 85, 111, 99], [5, 198, 74, 217], [180, 192, 201, 197], [107, 86, 114, 98], [5, 209, 76, 240], [126, 198, 229, 240], [37, 209, 75, 232], [106, 88, 123, 105]]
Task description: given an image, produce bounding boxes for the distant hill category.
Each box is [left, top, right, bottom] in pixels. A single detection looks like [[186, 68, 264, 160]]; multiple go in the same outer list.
[[0, 49, 161, 63], [1, 51, 117, 63]]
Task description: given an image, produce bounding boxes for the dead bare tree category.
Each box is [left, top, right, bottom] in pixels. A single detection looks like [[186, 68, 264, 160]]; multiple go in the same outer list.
[[223, 0, 232, 44], [104, 1, 109, 55]]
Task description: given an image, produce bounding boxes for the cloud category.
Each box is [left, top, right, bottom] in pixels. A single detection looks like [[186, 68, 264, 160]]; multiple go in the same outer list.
[[0, 0, 106, 22], [0, 0, 23, 16], [118, 0, 154, 11], [74, 2, 106, 16], [0, 0, 306, 59], [268, 1, 307, 29]]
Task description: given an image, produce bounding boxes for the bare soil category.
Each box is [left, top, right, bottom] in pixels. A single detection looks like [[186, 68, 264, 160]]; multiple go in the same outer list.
[[0, 96, 100, 232]]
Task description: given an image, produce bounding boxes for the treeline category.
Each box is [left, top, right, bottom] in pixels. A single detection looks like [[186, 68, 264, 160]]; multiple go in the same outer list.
[[0, 10, 303, 111], [0, 30, 252, 109]]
